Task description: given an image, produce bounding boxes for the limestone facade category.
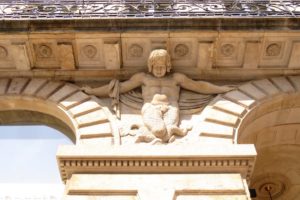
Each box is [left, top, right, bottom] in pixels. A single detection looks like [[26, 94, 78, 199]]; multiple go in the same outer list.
[[0, 5, 300, 200]]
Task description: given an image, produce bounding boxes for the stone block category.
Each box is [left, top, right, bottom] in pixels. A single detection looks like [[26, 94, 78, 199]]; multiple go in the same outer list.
[[239, 83, 266, 100], [23, 79, 47, 96], [7, 78, 29, 94], [212, 97, 246, 116], [79, 122, 112, 139], [58, 43, 76, 70], [0, 41, 15, 69], [215, 38, 245, 68], [31, 40, 60, 68], [252, 79, 279, 95], [197, 42, 213, 69], [76, 38, 105, 69], [200, 121, 234, 138], [205, 108, 240, 127], [104, 42, 121, 70], [60, 91, 90, 109], [36, 81, 64, 99], [12, 43, 31, 70], [48, 84, 78, 102], [0, 79, 9, 95], [68, 97, 101, 117], [288, 76, 300, 91], [65, 174, 248, 200], [75, 109, 108, 127], [243, 41, 260, 69], [224, 90, 255, 108], [288, 42, 300, 68], [271, 77, 295, 93]]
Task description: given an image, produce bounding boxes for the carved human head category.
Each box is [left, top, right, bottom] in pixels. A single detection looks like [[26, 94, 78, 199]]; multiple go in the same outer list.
[[148, 49, 171, 77]]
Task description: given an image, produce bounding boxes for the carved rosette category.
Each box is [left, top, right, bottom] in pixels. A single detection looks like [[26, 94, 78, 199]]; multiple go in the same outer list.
[[37, 44, 52, 58], [129, 44, 143, 58], [174, 44, 189, 57], [266, 43, 281, 56], [82, 45, 97, 59], [0, 46, 7, 58], [251, 173, 290, 199], [221, 44, 235, 57]]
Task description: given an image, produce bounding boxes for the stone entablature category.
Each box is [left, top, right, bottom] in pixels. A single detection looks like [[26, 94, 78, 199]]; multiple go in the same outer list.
[[57, 144, 256, 182], [0, 32, 300, 81]]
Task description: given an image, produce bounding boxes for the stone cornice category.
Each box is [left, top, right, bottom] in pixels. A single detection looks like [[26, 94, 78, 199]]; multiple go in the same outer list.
[[57, 144, 256, 182]]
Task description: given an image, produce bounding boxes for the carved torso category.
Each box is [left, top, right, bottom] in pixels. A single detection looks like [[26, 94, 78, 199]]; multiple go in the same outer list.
[[141, 74, 180, 105]]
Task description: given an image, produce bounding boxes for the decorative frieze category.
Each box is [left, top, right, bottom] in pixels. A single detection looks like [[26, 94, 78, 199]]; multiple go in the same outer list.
[[57, 144, 256, 181], [0, 32, 299, 80]]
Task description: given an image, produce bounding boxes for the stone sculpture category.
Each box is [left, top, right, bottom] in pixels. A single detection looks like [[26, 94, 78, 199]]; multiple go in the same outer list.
[[82, 49, 233, 143]]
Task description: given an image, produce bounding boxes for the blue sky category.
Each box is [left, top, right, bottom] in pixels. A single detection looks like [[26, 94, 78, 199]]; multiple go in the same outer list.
[[0, 125, 72, 184]]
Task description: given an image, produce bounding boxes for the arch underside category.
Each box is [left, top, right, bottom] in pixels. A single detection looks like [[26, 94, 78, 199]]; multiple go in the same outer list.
[[0, 78, 114, 145], [192, 75, 300, 199], [0, 110, 75, 143]]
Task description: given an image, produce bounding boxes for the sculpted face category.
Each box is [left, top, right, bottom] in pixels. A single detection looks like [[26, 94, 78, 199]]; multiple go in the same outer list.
[[152, 59, 167, 78]]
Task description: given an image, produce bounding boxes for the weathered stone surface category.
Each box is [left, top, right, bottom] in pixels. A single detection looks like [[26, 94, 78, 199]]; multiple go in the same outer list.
[[12, 43, 31, 71], [48, 84, 78, 102], [58, 43, 76, 70], [212, 97, 246, 116], [200, 121, 234, 138], [205, 108, 240, 127], [7, 78, 28, 94], [288, 42, 300, 69], [239, 83, 267, 100], [0, 79, 9, 95], [23, 79, 47, 96], [65, 174, 248, 200], [104, 42, 121, 70], [68, 97, 102, 117], [79, 122, 112, 139], [60, 91, 90, 109], [197, 42, 213, 69], [288, 76, 300, 91], [75, 109, 108, 127], [271, 77, 295, 93], [224, 90, 255, 108], [36, 81, 64, 99], [252, 79, 280, 95], [243, 41, 260, 69]]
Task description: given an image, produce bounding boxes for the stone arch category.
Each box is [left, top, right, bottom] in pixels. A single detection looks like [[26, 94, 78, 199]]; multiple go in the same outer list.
[[0, 78, 115, 145], [199, 76, 300, 198], [199, 76, 300, 144]]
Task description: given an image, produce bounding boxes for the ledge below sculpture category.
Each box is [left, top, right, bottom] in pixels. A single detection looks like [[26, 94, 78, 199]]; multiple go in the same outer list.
[[58, 144, 255, 199]]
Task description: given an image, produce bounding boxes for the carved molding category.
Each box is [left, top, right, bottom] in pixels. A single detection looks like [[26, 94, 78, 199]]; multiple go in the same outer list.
[[57, 145, 256, 182], [266, 43, 281, 56], [82, 45, 97, 59], [221, 44, 235, 57], [174, 44, 189, 57], [129, 44, 143, 58], [36, 44, 52, 58]]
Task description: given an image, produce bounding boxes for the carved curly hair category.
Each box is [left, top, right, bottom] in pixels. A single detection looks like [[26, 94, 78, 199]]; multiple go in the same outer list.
[[147, 49, 172, 73]]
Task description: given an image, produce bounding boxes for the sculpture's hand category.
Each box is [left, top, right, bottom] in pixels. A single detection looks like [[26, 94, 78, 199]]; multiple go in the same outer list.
[[81, 85, 93, 94]]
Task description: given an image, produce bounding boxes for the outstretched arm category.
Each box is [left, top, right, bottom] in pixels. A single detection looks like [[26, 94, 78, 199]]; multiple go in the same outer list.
[[174, 73, 234, 94], [82, 72, 145, 97]]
